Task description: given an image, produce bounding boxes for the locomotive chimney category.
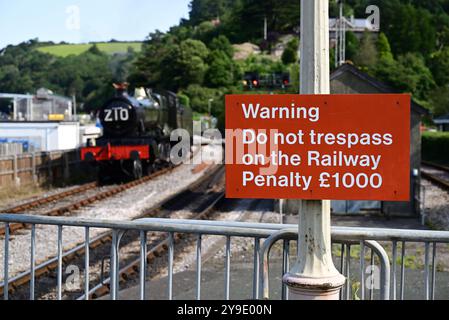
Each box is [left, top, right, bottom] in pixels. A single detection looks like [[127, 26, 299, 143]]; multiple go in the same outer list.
[[113, 82, 130, 97]]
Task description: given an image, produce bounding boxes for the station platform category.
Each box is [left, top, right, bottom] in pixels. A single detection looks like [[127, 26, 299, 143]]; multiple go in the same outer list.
[[106, 254, 449, 300], [105, 259, 284, 300]]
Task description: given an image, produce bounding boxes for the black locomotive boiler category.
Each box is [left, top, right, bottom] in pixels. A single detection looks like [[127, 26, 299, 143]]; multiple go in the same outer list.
[[81, 84, 193, 181]]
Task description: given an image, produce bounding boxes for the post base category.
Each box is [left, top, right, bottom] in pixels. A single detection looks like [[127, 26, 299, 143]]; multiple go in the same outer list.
[[283, 273, 346, 300]]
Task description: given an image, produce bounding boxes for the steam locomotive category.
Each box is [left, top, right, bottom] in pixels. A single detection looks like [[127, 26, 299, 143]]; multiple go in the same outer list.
[[81, 83, 193, 181]]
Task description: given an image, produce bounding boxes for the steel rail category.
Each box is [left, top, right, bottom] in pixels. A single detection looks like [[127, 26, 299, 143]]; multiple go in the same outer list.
[[422, 161, 449, 173], [0, 182, 98, 214], [80, 191, 225, 300], [421, 161, 449, 191], [421, 171, 449, 191], [0, 164, 177, 236]]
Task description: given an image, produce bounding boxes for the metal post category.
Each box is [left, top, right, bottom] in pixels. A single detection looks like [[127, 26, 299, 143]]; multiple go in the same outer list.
[[84, 227, 90, 300], [139, 231, 147, 300], [335, 13, 339, 69], [282, 0, 345, 300], [27, 97, 32, 121], [196, 234, 202, 300], [424, 242, 430, 300], [57, 225, 63, 300], [392, 241, 397, 300], [13, 98, 17, 121], [168, 233, 174, 300], [30, 225, 36, 300], [339, 1, 344, 65], [224, 236, 231, 300], [264, 17, 268, 41], [73, 94, 77, 121], [252, 238, 260, 299], [110, 230, 118, 300], [3, 223, 9, 300], [360, 241, 365, 300]]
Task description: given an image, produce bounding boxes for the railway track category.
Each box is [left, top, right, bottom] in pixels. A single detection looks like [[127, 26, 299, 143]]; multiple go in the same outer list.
[[0, 165, 225, 299], [84, 170, 225, 300], [421, 161, 449, 191], [0, 182, 98, 214], [0, 163, 177, 237]]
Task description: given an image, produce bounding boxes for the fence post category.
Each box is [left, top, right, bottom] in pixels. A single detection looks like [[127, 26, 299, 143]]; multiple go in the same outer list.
[[32, 152, 37, 184], [47, 152, 53, 185], [282, 0, 345, 300], [13, 155, 20, 186]]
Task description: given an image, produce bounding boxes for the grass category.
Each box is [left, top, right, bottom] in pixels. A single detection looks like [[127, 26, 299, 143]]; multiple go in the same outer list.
[[0, 183, 44, 207], [37, 42, 142, 57]]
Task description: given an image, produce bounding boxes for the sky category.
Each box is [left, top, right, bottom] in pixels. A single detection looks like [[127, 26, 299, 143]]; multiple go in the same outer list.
[[0, 0, 191, 49]]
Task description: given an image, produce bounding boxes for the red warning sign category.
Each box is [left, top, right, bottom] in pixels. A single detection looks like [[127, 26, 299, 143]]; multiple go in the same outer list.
[[225, 94, 410, 201]]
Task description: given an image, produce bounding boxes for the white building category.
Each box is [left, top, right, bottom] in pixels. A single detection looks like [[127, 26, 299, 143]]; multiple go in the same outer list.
[[0, 121, 80, 152], [0, 88, 73, 122]]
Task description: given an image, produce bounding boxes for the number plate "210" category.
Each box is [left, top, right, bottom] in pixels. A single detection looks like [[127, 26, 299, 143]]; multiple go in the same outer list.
[[104, 108, 130, 122]]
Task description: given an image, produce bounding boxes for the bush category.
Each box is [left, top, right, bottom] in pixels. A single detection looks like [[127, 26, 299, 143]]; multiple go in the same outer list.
[[281, 47, 297, 65], [181, 84, 223, 114], [422, 131, 449, 165], [177, 93, 190, 107], [281, 38, 299, 65]]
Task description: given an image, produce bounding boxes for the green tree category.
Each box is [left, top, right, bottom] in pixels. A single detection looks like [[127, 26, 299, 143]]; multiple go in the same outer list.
[[330, 47, 336, 71], [242, 55, 287, 75], [429, 86, 449, 117], [188, 0, 234, 26], [193, 21, 217, 44], [281, 38, 298, 65], [345, 31, 359, 62], [181, 84, 223, 113], [206, 50, 234, 87], [172, 39, 210, 88], [209, 35, 234, 58], [370, 0, 436, 57], [130, 34, 210, 91], [377, 32, 394, 62], [88, 44, 102, 55], [129, 31, 177, 88], [219, 0, 300, 44], [429, 48, 449, 86], [373, 53, 436, 102], [281, 47, 297, 65], [354, 32, 378, 68], [177, 93, 190, 107]]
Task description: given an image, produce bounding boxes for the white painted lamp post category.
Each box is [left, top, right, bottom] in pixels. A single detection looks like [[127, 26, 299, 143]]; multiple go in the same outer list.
[[282, 0, 346, 300]]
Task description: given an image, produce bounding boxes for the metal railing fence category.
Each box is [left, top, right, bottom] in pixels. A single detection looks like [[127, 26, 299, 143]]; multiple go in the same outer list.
[[1, 214, 449, 300]]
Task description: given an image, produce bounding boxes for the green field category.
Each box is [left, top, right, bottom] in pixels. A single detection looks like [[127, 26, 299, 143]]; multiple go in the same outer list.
[[37, 42, 142, 57]]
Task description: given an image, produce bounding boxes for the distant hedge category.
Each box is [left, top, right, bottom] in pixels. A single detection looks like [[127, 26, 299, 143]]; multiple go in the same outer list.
[[422, 131, 449, 164]]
